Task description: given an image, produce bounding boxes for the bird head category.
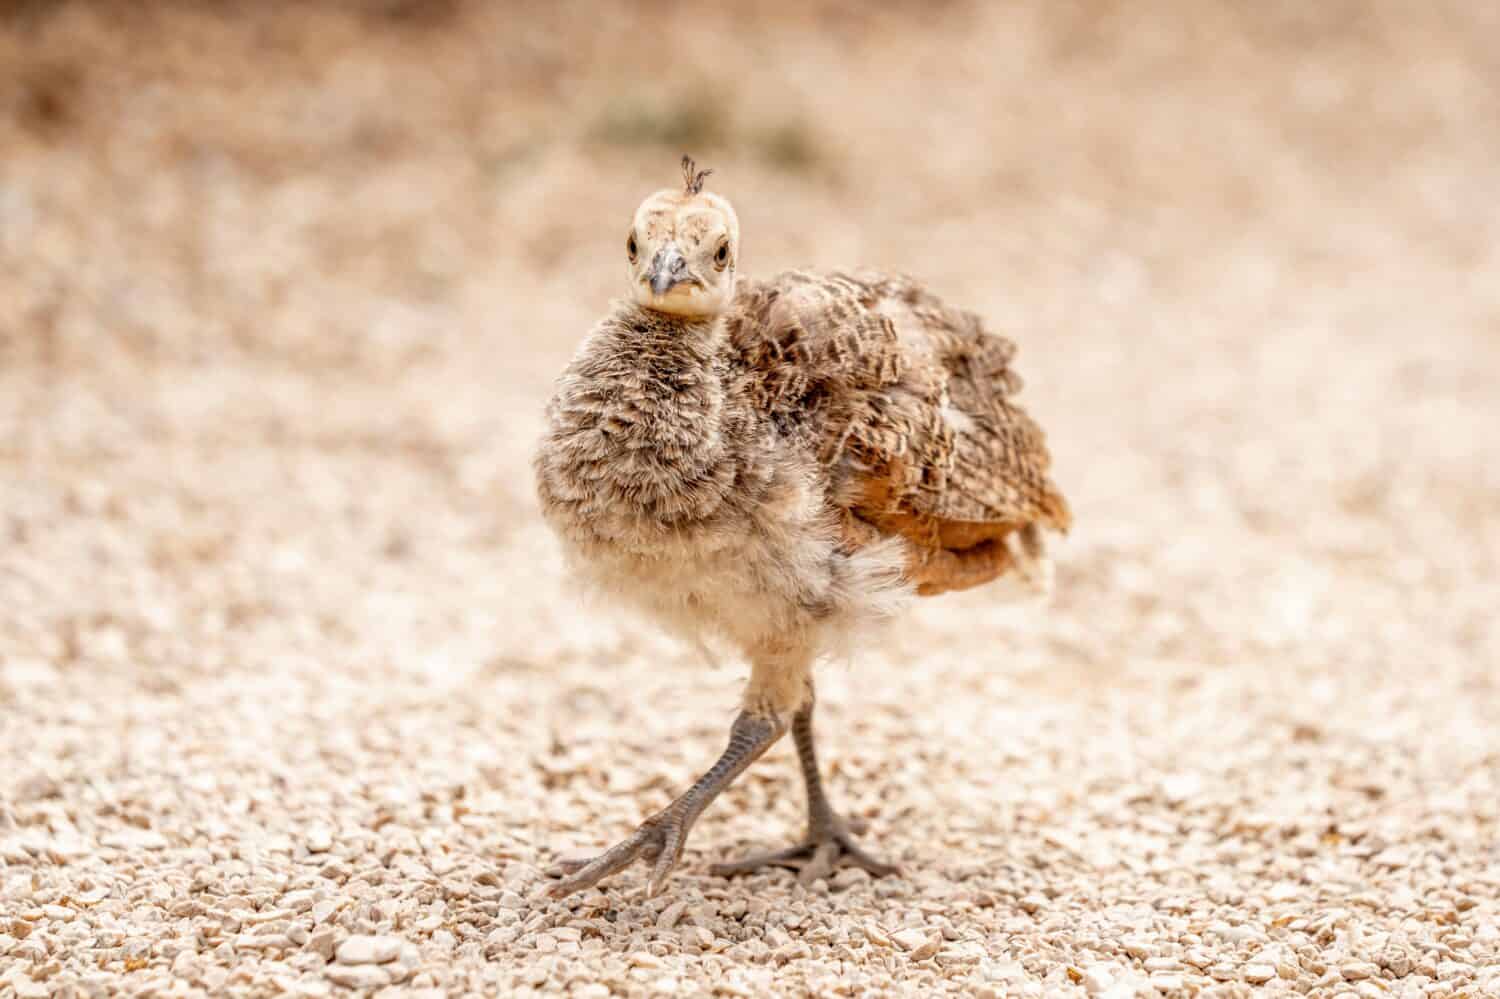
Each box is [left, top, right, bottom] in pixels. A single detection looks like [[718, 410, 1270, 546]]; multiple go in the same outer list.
[[625, 156, 740, 318]]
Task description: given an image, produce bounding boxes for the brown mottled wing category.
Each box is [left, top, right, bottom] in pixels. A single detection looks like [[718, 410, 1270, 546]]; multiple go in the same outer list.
[[728, 270, 1070, 555]]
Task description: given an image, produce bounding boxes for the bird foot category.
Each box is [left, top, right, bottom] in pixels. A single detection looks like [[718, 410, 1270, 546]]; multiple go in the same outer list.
[[547, 807, 695, 899], [545, 711, 783, 899], [710, 815, 898, 885]]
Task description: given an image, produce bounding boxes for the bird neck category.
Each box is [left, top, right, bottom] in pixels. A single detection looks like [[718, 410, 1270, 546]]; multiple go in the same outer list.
[[630, 306, 724, 363]]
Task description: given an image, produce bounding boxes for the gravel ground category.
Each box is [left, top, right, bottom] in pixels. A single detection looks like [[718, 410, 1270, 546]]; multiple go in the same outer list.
[[3, 3, 1499, 997]]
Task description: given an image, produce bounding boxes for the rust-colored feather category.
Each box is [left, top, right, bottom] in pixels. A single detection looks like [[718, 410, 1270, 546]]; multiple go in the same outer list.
[[728, 270, 1070, 593]]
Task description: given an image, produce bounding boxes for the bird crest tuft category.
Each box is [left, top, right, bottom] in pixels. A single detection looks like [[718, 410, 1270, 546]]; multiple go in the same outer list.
[[681, 154, 713, 196]]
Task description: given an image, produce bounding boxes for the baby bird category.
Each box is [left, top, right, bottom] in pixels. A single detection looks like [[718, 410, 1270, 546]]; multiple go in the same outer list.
[[534, 158, 1070, 898]]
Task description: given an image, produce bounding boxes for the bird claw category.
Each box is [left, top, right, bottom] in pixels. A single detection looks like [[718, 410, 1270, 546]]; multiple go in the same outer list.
[[710, 817, 898, 885], [545, 855, 595, 878], [546, 810, 690, 899]]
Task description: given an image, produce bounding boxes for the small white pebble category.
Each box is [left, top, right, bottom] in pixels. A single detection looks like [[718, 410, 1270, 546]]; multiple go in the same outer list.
[[11, 975, 50, 999], [336, 934, 403, 965], [281, 890, 317, 912], [325, 964, 391, 989], [234, 932, 290, 951], [1080, 965, 1114, 993], [656, 901, 688, 931], [484, 927, 517, 955], [892, 927, 930, 952], [306, 928, 336, 961]]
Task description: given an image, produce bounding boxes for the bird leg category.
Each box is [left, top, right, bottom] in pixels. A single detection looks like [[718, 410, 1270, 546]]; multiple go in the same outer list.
[[547, 710, 784, 898], [711, 692, 898, 884]]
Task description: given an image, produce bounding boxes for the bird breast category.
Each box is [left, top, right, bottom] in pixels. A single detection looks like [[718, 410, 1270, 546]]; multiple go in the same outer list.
[[535, 319, 761, 557]]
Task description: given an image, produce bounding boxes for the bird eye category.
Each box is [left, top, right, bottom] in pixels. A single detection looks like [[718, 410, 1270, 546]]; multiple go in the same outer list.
[[626, 233, 638, 263], [714, 241, 730, 270]]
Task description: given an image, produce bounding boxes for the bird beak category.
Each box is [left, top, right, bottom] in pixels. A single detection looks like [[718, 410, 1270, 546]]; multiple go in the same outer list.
[[647, 244, 692, 296]]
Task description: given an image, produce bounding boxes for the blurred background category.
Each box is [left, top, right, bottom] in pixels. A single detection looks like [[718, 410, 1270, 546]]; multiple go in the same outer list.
[[4, 0, 1497, 691], [2, 1, 1498, 994]]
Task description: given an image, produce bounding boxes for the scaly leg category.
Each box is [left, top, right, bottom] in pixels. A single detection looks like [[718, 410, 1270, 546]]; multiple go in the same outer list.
[[547, 710, 783, 898], [711, 690, 898, 884]]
